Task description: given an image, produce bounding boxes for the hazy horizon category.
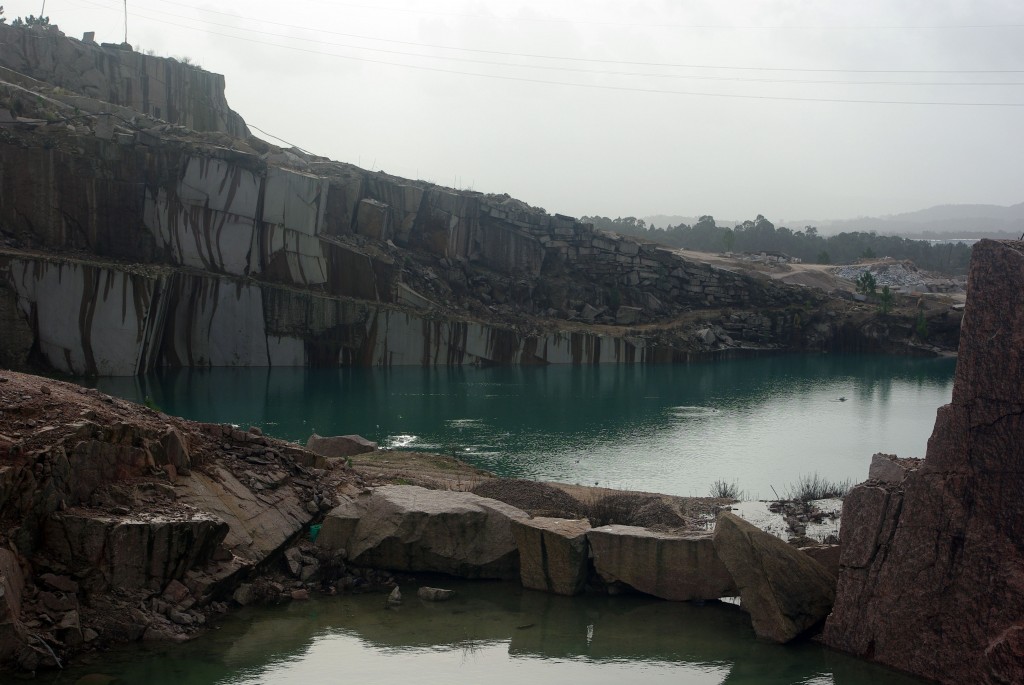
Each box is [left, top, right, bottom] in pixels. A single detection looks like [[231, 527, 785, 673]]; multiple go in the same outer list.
[[12, 0, 1023, 222]]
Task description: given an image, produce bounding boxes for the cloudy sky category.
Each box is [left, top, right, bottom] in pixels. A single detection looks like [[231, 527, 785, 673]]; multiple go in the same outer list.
[[8, 0, 1024, 224]]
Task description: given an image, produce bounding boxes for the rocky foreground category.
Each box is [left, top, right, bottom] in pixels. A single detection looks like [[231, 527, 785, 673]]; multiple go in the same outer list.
[[0, 370, 363, 671], [0, 366, 849, 675]]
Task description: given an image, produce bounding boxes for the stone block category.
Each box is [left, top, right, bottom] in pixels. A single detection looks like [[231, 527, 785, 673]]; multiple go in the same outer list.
[[511, 517, 591, 596], [587, 525, 735, 601], [868, 453, 906, 484], [317, 485, 528, 579], [713, 512, 835, 643], [263, 167, 328, 237]]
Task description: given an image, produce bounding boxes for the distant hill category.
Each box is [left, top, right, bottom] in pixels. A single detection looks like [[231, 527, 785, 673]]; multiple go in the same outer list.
[[824, 203, 1024, 238], [643, 203, 1024, 239]]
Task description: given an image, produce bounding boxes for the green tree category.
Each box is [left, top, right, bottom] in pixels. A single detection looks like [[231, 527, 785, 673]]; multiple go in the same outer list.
[[861, 247, 877, 260], [12, 14, 50, 26], [816, 250, 831, 264], [878, 285, 894, 314], [0, 6, 6, 24], [856, 271, 877, 296], [722, 228, 735, 252]]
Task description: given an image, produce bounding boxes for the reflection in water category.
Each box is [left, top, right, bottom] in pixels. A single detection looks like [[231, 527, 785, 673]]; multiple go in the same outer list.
[[55, 580, 926, 685], [90, 354, 955, 498]]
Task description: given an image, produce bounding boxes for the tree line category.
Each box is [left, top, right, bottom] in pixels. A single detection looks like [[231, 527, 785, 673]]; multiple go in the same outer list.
[[580, 214, 972, 274]]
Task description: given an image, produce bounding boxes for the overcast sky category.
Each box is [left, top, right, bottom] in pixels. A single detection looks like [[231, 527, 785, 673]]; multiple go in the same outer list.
[[8, 0, 1024, 224]]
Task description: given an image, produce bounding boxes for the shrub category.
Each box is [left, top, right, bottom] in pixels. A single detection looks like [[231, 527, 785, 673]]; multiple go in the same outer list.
[[709, 479, 741, 500], [855, 271, 877, 296], [585, 492, 686, 529], [785, 473, 853, 502]]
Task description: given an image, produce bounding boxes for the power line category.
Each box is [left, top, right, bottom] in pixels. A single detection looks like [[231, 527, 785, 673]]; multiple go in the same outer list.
[[88, 0, 1024, 75], [67, 0, 1024, 106], [78, 0, 1024, 85], [233, 0, 1024, 31]]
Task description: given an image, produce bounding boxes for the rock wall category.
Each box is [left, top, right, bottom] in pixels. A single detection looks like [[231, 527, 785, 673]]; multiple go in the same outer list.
[[823, 240, 1024, 685], [1, 255, 678, 374], [0, 23, 247, 137], [0, 22, 888, 374]]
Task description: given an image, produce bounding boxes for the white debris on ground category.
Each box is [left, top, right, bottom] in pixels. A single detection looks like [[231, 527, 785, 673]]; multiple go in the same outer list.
[[726, 499, 842, 542], [832, 261, 965, 294]]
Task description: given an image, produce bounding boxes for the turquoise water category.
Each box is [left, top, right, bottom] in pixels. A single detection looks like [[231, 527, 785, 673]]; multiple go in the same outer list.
[[90, 354, 956, 498], [50, 579, 927, 685]]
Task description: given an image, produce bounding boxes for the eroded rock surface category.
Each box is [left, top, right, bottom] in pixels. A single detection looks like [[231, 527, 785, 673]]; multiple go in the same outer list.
[[317, 485, 528, 579], [823, 240, 1024, 684]]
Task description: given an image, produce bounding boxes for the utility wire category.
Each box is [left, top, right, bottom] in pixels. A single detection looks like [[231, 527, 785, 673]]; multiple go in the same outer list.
[[67, 0, 1024, 106], [81, 0, 1024, 75], [226, 0, 1024, 31]]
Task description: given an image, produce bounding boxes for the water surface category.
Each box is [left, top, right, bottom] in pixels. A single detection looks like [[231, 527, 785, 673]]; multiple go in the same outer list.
[[91, 354, 955, 498], [52, 580, 926, 685]]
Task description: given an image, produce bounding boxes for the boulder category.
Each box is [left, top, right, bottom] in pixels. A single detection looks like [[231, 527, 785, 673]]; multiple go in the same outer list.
[[713, 512, 835, 643], [823, 240, 1024, 684], [39, 513, 228, 590], [867, 453, 905, 484], [587, 525, 735, 601], [316, 485, 528, 579], [511, 517, 591, 596], [417, 587, 455, 601], [306, 434, 377, 458]]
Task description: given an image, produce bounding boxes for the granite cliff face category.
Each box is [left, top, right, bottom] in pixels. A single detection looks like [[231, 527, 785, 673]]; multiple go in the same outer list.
[[0, 23, 941, 374], [0, 22, 246, 137], [823, 239, 1024, 684]]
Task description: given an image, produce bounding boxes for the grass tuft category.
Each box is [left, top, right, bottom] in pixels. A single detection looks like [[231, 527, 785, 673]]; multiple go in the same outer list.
[[785, 473, 853, 502]]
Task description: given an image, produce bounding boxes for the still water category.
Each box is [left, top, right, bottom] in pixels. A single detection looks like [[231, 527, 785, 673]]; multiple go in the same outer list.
[[92, 354, 956, 498], [52, 579, 926, 685], [73, 355, 951, 684]]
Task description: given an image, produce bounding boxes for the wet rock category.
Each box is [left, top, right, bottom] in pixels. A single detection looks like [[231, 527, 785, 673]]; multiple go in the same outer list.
[[386, 586, 401, 605], [317, 485, 528, 579], [284, 548, 303, 577], [232, 584, 254, 606], [306, 433, 377, 458], [417, 587, 454, 602], [587, 525, 735, 601], [167, 607, 194, 626], [713, 512, 834, 643], [290, 589, 309, 601], [511, 517, 591, 596]]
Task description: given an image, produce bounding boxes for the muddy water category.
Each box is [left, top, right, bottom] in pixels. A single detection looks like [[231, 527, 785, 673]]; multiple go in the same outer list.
[[51, 579, 927, 685]]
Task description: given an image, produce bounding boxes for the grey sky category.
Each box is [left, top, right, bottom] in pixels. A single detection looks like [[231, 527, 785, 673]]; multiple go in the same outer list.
[[9, 0, 1024, 224]]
